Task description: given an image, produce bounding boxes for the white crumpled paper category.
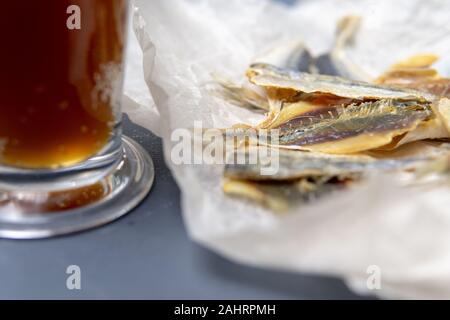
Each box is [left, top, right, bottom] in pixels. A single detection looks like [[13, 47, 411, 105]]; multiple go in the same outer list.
[[124, 0, 450, 299]]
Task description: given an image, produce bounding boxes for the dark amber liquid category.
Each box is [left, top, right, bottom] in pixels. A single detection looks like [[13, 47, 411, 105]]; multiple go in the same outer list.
[[0, 0, 128, 169]]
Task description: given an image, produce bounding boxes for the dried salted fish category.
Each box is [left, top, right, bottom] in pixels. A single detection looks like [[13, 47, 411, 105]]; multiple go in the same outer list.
[[376, 54, 450, 98], [215, 76, 436, 153], [371, 55, 450, 149], [223, 142, 450, 211], [210, 41, 313, 113], [273, 99, 432, 153], [247, 63, 435, 101], [243, 61, 445, 153], [224, 142, 448, 181], [225, 147, 370, 181], [215, 59, 447, 154], [223, 176, 348, 212], [376, 54, 440, 82]]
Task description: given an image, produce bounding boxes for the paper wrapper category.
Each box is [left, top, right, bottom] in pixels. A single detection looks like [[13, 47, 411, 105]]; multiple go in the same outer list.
[[124, 0, 450, 299]]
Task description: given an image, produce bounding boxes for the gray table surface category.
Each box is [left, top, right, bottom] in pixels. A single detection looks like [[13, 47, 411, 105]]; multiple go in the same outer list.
[[0, 116, 373, 299]]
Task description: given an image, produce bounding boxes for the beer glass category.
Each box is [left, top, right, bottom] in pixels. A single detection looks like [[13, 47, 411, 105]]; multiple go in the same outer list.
[[0, 0, 154, 238]]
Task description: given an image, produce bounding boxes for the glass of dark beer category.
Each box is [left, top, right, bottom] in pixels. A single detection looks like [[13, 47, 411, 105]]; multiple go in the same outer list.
[[0, 0, 154, 238]]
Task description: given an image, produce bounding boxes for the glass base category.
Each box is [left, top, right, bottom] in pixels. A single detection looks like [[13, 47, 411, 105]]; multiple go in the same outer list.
[[0, 136, 154, 239]]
